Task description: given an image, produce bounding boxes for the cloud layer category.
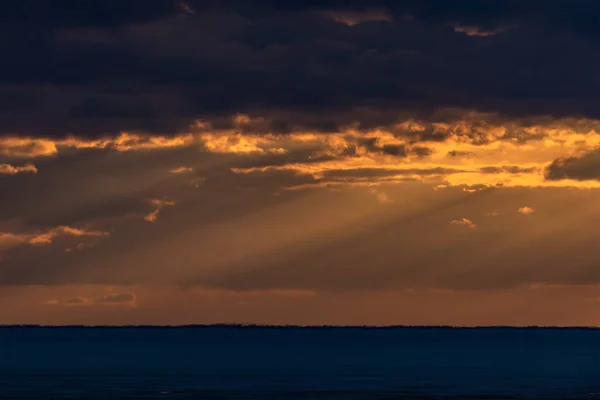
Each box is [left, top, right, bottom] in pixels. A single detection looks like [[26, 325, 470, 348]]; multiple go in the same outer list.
[[3, 1, 600, 137], [4, 1, 600, 326]]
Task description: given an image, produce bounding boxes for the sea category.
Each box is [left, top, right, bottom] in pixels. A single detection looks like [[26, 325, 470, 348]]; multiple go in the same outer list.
[[2, 326, 600, 399]]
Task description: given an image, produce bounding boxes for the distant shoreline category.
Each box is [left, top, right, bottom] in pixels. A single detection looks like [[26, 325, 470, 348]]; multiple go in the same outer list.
[[2, 324, 599, 329]]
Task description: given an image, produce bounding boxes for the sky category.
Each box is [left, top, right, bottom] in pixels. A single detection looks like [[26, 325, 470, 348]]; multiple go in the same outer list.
[[3, 0, 600, 326]]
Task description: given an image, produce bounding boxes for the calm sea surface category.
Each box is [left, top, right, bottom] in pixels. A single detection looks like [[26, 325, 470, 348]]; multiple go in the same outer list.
[[2, 326, 600, 399]]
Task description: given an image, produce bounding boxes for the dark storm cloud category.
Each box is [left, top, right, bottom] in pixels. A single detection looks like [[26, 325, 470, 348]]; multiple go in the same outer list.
[[2, 0, 600, 137], [0, 0, 175, 28], [202, 0, 600, 37], [545, 150, 600, 181]]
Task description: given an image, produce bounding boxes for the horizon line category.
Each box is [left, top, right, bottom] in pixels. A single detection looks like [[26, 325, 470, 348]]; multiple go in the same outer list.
[[2, 324, 600, 329]]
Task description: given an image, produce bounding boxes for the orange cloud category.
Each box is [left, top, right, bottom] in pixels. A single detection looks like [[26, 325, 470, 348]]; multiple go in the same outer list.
[[0, 226, 109, 250], [150, 199, 175, 208], [0, 133, 197, 158], [0, 163, 37, 175], [28, 226, 109, 245], [0, 138, 58, 158], [517, 207, 535, 215], [200, 133, 287, 154], [0, 233, 30, 250], [144, 209, 160, 223], [45, 292, 137, 307], [225, 119, 600, 190], [450, 218, 476, 229], [145, 199, 176, 223], [170, 167, 193, 174], [5, 114, 600, 192]]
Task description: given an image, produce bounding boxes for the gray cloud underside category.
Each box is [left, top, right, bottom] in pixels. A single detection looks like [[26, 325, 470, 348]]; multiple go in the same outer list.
[[545, 150, 600, 181]]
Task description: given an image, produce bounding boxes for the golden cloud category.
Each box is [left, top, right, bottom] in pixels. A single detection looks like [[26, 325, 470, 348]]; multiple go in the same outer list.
[[0, 233, 31, 250], [449, 218, 476, 229], [200, 133, 287, 154], [144, 209, 160, 223], [170, 167, 194, 174], [0, 163, 37, 175], [224, 116, 600, 190], [0, 138, 58, 158], [4, 113, 600, 191], [28, 226, 109, 246], [145, 199, 176, 223], [0, 226, 109, 250], [517, 207, 535, 215], [0, 133, 197, 158]]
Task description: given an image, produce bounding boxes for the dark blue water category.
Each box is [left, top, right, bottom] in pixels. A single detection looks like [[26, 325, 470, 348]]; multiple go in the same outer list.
[[2, 326, 600, 399]]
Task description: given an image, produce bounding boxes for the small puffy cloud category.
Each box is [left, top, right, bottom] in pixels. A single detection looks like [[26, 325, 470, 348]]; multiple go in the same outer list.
[[144, 209, 160, 223], [518, 207, 535, 215], [145, 199, 175, 223], [487, 211, 500, 217], [450, 218, 476, 229], [0, 164, 37, 175]]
